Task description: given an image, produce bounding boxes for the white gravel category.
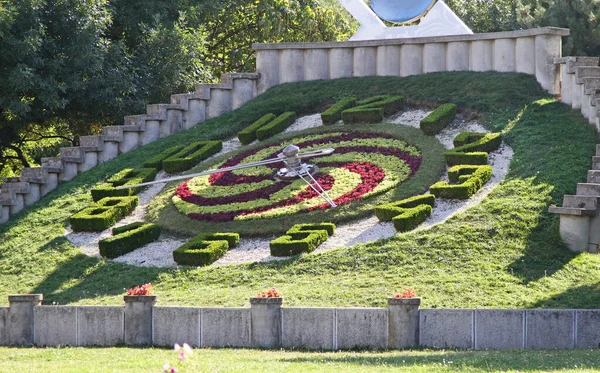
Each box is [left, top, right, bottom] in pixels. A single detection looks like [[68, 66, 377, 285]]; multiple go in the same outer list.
[[66, 109, 513, 267]]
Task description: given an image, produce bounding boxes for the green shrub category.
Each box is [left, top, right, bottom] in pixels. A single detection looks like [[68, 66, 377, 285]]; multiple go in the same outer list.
[[286, 222, 336, 236], [392, 204, 433, 232], [96, 196, 139, 216], [91, 168, 157, 202], [173, 239, 229, 266], [452, 132, 503, 152], [163, 140, 223, 174], [420, 103, 457, 135], [447, 165, 485, 183], [430, 165, 493, 199], [444, 151, 488, 166], [193, 232, 240, 248], [356, 95, 404, 116], [256, 112, 297, 141], [143, 145, 185, 170], [70, 196, 139, 232], [375, 194, 436, 221], [238, 113, 276, 144], [269, 230, 329, 257], [321, 97, 356, 125], [341, 107, 384, 124], [99, 222, 161, 259]]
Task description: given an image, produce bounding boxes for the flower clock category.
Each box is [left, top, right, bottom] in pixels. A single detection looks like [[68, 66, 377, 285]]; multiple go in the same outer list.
[[172, 130, 422, 223]]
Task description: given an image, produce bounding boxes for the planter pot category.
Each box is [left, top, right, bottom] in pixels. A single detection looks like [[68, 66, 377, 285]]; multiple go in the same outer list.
[[123, 295, 157, 303], [387, 297, 421, 348], [250, 297, 283, 305], [387, 297, 421, 306]]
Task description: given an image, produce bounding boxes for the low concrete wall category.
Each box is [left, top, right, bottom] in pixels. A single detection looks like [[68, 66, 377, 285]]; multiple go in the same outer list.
[[254, 27, 568, 95], [3, 295, 598, 350]]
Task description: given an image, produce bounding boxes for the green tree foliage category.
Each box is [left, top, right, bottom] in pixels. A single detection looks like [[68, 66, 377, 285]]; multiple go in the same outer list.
[[444, 0, 522, 32]]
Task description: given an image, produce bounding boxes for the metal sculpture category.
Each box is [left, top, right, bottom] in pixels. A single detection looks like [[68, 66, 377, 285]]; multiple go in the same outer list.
[[116, 145, 338, 208]]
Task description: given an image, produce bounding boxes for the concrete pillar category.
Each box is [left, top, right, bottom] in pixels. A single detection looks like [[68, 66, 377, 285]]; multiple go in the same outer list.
[[119, 132, 140, 153], [100, 142, 119, 163], [77, 151, 98, 173], [559, 215, 590, 252], [423, 43, 447, 73], [40, 173, 58, 197], [573, 80, 583, 109], [59, 162, 78, 182], [493, 39, 516, 72], [388, 297, 421, 349], [535, 34, 562, 95], [250, 297, 282, 348], [141, 120, 160, 145], [166, 109, 183, 135], [376, 45, 401, 76], [329, 48, 353, 79], [400, 44, 423, 77], [581, 85, 592, 121], [470, 40, 493, 72], [280, 49, 304, 83], [8, 294, 42, 345], [589, 215, 600, 253], [446, 42, 469, 71], [256, 50, 280, 94], [232, 80, 257, 110], [560, 64, 574, 106], [304, 49, 329, 81], [0, 206, 9, 224], [353, 47, 377, 77], [124, 295, 156, 345], [515, 37, 535, 75], [207, 88, 231, 119], [184, 99, 207, 128], [24, 184, 40, 206], [9, 194, 24, 215]]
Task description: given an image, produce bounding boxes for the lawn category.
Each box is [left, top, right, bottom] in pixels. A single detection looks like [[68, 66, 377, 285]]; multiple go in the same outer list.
[[0, 72, 598, 309], [1, 347, 600, 373]]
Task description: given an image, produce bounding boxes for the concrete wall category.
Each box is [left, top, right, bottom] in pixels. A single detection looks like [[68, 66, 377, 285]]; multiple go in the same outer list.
[[3, 295, 598, 350], [254, 27, 568, 95]]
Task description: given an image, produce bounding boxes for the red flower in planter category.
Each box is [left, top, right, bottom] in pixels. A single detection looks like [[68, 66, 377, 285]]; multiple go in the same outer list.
[[126, 282, 153, 296], [393, 288, 417, 299], [256, 287, 281, 298]]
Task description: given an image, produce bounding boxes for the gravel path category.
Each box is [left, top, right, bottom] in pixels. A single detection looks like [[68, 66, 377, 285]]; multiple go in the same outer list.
[[65, 109, 513, 267]]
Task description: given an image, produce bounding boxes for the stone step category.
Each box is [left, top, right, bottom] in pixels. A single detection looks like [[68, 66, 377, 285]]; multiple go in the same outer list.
[[563, 194, 600, 210], [548, 205, 596, 216], [79, 135, 104, 151], [555, 56, 600, 74], [1, 181, 31, 194], [583, 77, 600, 93], [596, 144, 600, 156], [195, 83, 233, 98], [576, 66, 600, 84], [0, 189, 16, 206], [41, 157, 64, 173], [60, 147, 85, 163], [588, 170, 600, 183], [576, 183, 600, 196], [21, 167, 48, 184], [593, 156, 600, 170], [220, 72, 261, 83], [146, 103, 183, 115]]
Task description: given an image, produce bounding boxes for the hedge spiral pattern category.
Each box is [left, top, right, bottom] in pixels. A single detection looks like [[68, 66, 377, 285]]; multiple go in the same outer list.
[[173, 131, 422, 222]]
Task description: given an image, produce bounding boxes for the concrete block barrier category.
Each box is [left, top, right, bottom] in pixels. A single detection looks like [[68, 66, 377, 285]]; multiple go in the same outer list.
[[77, 306, 123, 346], [282, 307, 335, 350], [202, 308, 251, 347]]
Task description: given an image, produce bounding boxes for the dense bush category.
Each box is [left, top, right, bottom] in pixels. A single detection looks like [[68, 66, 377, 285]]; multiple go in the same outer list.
[[256, 112, 297, 141], [91, 168, 157, 202], [355, 95, 404, 116], [99, 222, 161, 259], [172, 231, 239, 266], [321, 97, 356, 125], [70, 196, 138, 232], [341, 107, 384, 124], [430, 165, 493, 199], [444, 131, 501, 166], [163, 140, 222, 174], [420, 103, 457, 135], [238, 114, 277, 144], [375, 194, 435, 232], [269, 222, 334, 257], [143, 145, 185, 170]]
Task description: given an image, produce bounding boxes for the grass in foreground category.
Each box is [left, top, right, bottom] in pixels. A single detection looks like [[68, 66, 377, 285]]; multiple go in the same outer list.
[[0, 72, 598, 309], [1, 347, 600, 373]]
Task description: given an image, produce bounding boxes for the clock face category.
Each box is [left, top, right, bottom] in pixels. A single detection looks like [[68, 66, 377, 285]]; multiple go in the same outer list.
[[369, 0, 437, 24]]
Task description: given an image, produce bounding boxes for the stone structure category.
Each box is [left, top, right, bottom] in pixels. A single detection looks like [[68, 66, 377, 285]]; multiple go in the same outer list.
[[0, 27, 568, 226], [1, 294, 599, 350]]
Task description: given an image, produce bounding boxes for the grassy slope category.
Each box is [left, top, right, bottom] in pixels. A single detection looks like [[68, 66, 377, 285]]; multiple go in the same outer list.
[[0, 72, 598, 308], [1, 347, 599, 373]]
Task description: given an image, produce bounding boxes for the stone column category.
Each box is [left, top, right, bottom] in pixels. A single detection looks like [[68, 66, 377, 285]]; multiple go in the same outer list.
[[250, 297, 282, 348], [8, 294, 43, 345], [388, 297, 421, 349], [124, 295, 156, 345]]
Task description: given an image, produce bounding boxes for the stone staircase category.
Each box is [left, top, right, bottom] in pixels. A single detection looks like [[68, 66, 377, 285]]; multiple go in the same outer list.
[[555, 56, 600, 129], [549, 144, 600, 253], [0, 72, 260, 225]]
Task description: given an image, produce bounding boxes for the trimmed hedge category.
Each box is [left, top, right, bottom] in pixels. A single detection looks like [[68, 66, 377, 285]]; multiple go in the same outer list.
[[321, 97, 356, 125], [163, 140, 223, 174], [443, 131, 502, 166], [91, 168, 157, 202], [341, 107, 384, 124], [355, 95, 404, 116], [143, 145, 185, 170], [172, 231, 239, 266], [70, 196, 138, 232], [269, 222, 334, 257], [443, 150, 488, 166], [375, 194, 434, 232], [238, 113, 277, 145], [96, 196, 139, 216], [99, 222, 161, 259], [420, 103, 457, 135], [256, 112, 297, 141], [430, 165, 493, 199]]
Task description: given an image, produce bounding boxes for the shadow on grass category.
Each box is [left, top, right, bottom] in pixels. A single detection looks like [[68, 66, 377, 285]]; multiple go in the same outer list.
[[30, 237, 162, 304], [531, 281, 600, 308]]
